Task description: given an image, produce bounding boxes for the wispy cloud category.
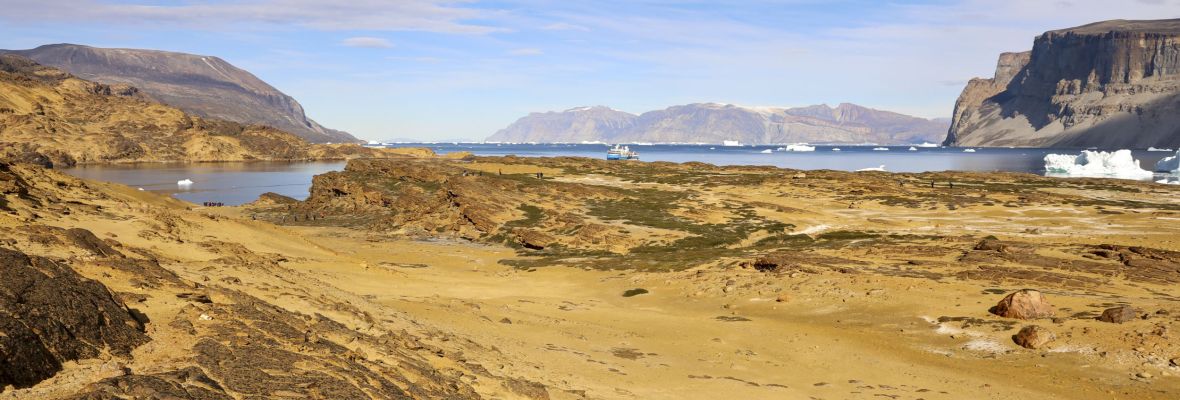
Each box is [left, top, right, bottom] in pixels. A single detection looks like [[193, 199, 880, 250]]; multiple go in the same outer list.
[[341, 36, 393, 48], [541, 22, 590, 32], [508, 48, 544, 56], [0, 0, 504, 34]]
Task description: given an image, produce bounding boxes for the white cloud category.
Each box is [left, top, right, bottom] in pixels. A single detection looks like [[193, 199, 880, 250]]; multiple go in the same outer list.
[[0, 0, 504, 34], [508, 48, 544, 56], [341, 36, 393, 48]]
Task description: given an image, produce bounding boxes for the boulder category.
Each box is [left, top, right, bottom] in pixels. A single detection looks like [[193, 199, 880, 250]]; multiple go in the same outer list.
[[1013, 325, 1056, 349], [973, 238, 1009, 252], [1097, 305, 1139, 324], [990, 289, 1055, 319], [0, 247, 148, 388]]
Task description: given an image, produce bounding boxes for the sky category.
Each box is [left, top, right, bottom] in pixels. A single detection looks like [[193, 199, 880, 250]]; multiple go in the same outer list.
[[0, 0, 1178, 141]]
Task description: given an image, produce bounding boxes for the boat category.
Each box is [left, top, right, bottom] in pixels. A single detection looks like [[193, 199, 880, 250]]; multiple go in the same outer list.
[[607, 144, 639, 160]]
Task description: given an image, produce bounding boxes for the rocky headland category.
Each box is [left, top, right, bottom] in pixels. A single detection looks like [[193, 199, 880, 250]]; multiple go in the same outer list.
[[1, 44, 356, 143], [0, 55, 408, 167], [947, 19, 1180, 148]]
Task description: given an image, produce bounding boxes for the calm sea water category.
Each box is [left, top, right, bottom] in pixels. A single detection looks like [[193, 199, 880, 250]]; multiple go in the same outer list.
[[63, 144, 1178, 205]]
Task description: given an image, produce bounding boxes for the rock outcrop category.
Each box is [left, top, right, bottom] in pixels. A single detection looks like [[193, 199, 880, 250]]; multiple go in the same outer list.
[[0, 55, 391, 165], [946, 19, 1180, 148], [490, 103, 949, 145], [1, 44, 356, 143], [0, 247, 148, 389]]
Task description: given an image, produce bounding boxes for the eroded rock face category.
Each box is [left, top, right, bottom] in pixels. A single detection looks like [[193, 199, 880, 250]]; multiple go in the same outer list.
[[1013, 325, 1056, 349], [947, 19, 1180, 148], [991, 289, 1055, 319], [0, 247, 148, 389]]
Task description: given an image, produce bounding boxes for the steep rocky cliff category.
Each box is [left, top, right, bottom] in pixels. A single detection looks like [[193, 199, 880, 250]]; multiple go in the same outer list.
[[1, 44, 356, 143], [946, 19, 1180, 148], [489, 103, 948, 144]]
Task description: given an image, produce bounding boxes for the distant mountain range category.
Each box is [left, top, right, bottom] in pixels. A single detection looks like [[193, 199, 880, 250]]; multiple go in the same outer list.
[[0, 44, 356, 143], [488, 103, 950, 145]]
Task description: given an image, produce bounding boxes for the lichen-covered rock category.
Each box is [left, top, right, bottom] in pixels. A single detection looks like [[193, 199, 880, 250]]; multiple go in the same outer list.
[[991, 289, 1056, 319], [1013, 325, 1056, 349], [0, 247, 148, 389]]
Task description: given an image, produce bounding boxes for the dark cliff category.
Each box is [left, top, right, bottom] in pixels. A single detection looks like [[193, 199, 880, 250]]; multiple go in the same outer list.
[[946, 19, 1180, 148]]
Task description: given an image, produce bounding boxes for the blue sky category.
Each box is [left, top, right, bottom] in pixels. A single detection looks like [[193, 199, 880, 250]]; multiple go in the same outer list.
[[1, 0, 1177, 141]]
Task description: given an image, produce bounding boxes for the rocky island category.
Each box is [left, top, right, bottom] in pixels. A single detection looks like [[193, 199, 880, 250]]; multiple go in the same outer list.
[[947, 19, 1180, 148]]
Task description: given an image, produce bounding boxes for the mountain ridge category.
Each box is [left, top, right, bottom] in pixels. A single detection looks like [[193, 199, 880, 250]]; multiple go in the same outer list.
[[0, 44, 357, 143], [489, 103, 949, 144]]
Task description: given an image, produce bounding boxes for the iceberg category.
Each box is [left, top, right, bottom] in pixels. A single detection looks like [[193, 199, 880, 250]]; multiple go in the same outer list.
[[722, 140, 742, 147], [177, 179, 195, 187], [784, 143, 816, 152], [831, 148, 841, 152], [760, 149, 773, 154], [1156, 150, 1180, 172], [908, 146, 918, 151], [1043, 150, 1154, 179], [872, 147, 889, 151], [963, 148, 976, 153], [856, 165, 886, 172], [1148, 147, 1174, 152], [916, 142, 939, 148]]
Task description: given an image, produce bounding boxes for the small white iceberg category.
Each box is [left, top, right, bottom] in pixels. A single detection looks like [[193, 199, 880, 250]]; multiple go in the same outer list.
[[872, 147, 889, 151], [1148, 147, 1174, 152], [784, 143, 816, 152], [856, 165, 886, 172], [177, 179, 195, 187], [1044, 150, 1154, 179], [831, 148, 841, 152], [963, 148, 976, 153], [908, 146, 918, 151], [760, 149, 773, 154], [916, 142, 939, 148], [1156, 150, 1180, 172]]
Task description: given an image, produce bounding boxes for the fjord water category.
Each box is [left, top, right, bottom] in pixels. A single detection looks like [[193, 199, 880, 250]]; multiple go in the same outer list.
[[64, 144, 1177, 205]]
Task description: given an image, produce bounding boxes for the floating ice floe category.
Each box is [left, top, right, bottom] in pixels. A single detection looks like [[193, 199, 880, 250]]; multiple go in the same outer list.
[[1148, 147, 1174, 152], [908, 146, 918, 151], [872, 147, 889, 151], [1156, 150, 1180, 173], [963, 148, 976, 153], [177, 179, 195, 187], [784, 143, 816, 152], [760, 149, 773, 154], [1043, 150, 1154, 179], [916, 142, 939, 148], [831, 148, 841, 152], [856, 165, 886, 172]]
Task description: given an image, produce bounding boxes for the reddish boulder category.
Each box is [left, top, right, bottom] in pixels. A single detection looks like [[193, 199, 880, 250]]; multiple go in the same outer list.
[[1097, 305, 1139, 324]]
